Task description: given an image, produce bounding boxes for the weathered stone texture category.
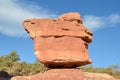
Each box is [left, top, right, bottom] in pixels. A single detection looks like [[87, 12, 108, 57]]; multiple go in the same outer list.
[[11, 69, 118, 80], [23, 12, 92, 68]]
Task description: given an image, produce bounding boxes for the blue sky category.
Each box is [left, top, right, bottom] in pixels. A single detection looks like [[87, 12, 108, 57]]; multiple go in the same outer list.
[[0, 0, 120, 68]]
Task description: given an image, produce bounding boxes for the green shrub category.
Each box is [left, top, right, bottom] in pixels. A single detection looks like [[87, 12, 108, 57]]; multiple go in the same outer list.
[[80, 64, 120, 79], [0, 51, 48, 76]]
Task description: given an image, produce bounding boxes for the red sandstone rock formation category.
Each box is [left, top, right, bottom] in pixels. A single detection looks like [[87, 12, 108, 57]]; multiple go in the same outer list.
[[23, 12, 92, 68], [12, 12, 119, 80], [11, 69, 118, 80]]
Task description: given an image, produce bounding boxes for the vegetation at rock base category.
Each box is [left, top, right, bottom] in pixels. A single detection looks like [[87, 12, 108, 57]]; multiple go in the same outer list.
[[0, 51, 120, 79], [0, 51, 48, 77], [80, 64, 120, 79]]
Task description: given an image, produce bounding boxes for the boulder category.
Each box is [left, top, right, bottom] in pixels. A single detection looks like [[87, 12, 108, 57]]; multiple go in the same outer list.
[[23, 12, 92, 68], [58, 12, 83, 23]]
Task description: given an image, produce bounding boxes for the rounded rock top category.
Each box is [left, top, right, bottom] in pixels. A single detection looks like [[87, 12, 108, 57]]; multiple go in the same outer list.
[[58, 12, 82, 23]]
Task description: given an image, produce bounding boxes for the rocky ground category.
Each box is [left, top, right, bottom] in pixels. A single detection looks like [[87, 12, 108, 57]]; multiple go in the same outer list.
[[0, 72, 119, 80], [9, 69, 119, 80]]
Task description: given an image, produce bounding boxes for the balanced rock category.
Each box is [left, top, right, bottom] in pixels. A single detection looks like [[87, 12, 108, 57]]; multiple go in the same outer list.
[[23, 12, 92, 68]]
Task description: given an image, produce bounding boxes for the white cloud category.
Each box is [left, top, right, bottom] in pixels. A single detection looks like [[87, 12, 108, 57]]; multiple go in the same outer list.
[[108, 14, 120, 24], [0, 0, 120, 37], [83, 14, 120, 31], [83, 16, 104, 30], [0, 0, 57, 37]]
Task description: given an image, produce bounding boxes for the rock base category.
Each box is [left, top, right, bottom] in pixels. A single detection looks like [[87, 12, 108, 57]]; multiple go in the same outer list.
[[11, 69, 118, 80]]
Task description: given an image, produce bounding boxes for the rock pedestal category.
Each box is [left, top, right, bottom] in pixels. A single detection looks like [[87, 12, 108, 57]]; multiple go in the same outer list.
[[11, 69, 118, 80], [23, 12, 92, 68]]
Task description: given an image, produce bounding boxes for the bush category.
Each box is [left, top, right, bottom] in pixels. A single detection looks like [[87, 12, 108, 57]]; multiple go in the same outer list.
[[80, 64, 120, 79], [0, 51, 19, 71], [0, 51, 48, 77]]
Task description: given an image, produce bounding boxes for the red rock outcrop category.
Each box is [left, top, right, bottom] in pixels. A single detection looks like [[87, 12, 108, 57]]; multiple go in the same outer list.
[[12, 12, 119, 80], [11, 69, 118, 80], [23, 12, 92, 68]]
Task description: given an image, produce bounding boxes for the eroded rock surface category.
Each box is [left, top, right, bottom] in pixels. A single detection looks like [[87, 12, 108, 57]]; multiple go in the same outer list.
[[11, 69, 119, 80], [23, 12, 92, 68]]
